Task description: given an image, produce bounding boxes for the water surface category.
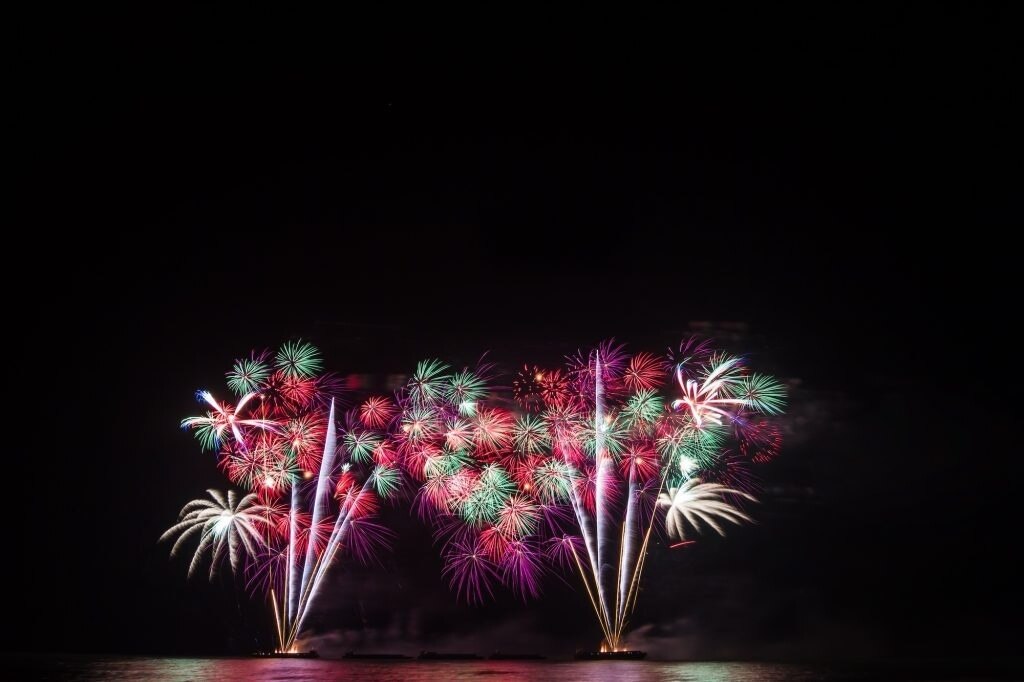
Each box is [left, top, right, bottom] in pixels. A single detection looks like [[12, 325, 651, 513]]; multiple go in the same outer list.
[[4, 654, 1016, 681]]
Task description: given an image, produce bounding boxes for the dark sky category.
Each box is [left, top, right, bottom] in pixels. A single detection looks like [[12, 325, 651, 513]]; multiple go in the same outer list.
[[13, 5, 1018, 661]]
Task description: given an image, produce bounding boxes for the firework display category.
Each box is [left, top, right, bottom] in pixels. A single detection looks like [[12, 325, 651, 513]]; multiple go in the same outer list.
[[163, 342, 396, 653], [162, 336, 785, 653], [393, 338, 786, 650], [381, 359, 550, 602]]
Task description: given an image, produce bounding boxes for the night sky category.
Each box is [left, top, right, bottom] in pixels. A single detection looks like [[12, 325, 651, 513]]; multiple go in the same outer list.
[[13, 6, 1018, 662]]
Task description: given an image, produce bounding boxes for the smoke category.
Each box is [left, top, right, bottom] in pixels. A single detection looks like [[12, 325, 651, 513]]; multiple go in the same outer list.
[[622, 618, 701, 659], [624, 616, 881, 661], [300, 612, 577, 658], [301, 610, 881, 661]]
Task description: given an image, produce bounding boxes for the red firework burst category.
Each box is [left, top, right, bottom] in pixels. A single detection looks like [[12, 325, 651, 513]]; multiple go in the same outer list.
[[623, 352, 668, 392], [360, 396, 396, 429]]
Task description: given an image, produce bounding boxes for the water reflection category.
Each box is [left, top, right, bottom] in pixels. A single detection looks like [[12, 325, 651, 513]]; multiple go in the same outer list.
[[6, 655, 839, 682]]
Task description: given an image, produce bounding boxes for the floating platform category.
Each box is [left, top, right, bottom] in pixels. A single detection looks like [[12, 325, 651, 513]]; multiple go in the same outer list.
[[251, 650, 319, 659], [342, 652, 412, 660], [418, 651, 484, 660], [574, 650, 647, 660], [488, 652, 546, 660]]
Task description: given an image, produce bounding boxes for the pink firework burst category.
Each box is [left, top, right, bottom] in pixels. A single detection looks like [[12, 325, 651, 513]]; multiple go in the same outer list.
[[182, 390, 279, 451], [292, 514, 336, 559], [479, 526, 511, 561], [246, 545, 289, 597], [360, 396, 396, 429], [574, 463, 599, 513], [284, 414, 326, 473], [334, 469, 357, 500], [567, 339, 629, 398], [340, 487, 380, 521], [343, 517, 395, 565], [442, 535, 499, 604], [700, 449, 760, 496], [624, 352, 668, 392], [445, 469, 480, 510], [495, 495, 540, 539], [472, 407, 514, 454], [514, 365, 571, 412], [618, 443, 660, 482], [545, 533, 584, 569], [402, 443, 443, 482], [738, 418, 783, 463], [414, 474, 452, 520], [252, 501, 289, 539], [372, 439, 399, 467], [500, 539, 544, 600], [443, 417, 474, 451]]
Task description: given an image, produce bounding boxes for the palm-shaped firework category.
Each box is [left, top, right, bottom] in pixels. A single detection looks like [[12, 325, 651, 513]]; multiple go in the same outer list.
[[658, 478, 754, 541], [159, 489, 266, 579]]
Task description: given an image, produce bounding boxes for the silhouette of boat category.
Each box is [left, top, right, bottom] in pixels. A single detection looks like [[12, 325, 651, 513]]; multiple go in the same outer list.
[[574, 649, 646, 660], [342, 651, 412, 660], [488, 652, 546, 660], [418, 651, 483, 660], [251, 650, 319, 659]]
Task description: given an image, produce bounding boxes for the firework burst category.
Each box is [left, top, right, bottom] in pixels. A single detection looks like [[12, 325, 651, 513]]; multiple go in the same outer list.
[[160, 489, 267, 580]]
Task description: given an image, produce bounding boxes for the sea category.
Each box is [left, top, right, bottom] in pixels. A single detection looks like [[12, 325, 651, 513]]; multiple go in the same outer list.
[[3, 655, 1021, 682]]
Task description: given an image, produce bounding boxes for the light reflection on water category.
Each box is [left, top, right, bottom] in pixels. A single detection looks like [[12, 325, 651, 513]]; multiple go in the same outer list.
[[7, 655, 1018, 681], [1, 656, 855, 682]]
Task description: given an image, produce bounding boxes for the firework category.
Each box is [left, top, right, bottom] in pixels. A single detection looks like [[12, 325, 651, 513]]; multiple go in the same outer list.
[[227, 352, 272, 396], [275, 340, 324, 379], [658, 478, 755, 541], [164, 335, 786, 654], [383, 358, 564, 603], [416, 337, 786, 651], [181, 391, 278, 452], [159, 489, 266, 579], [163, 341, 396, 653]]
